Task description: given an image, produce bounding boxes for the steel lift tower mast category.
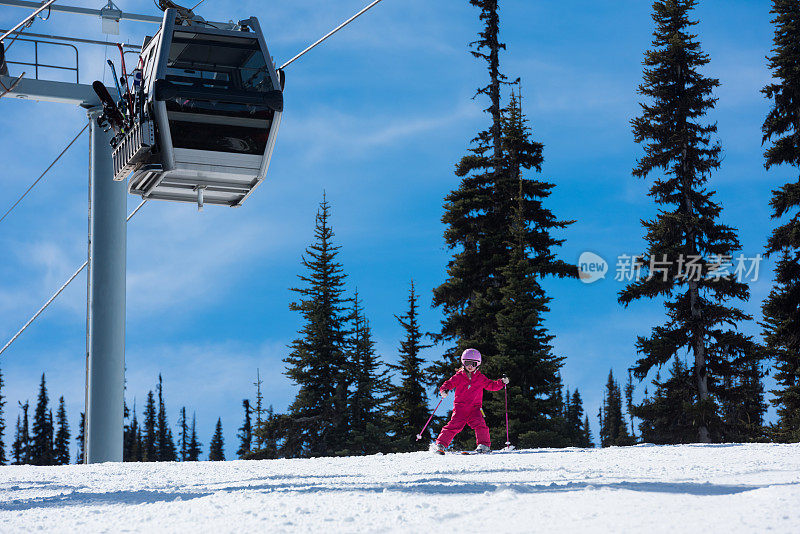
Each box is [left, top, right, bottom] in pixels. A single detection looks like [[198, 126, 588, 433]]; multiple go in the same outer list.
[[1, 0, 159, 463]]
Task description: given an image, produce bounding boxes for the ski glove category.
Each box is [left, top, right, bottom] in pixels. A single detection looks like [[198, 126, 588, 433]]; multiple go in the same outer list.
[[439, 390, 448, 398], [501, 376, 510, 384]]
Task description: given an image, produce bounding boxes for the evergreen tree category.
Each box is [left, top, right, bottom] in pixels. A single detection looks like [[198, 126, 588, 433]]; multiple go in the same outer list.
[[251, 405, 285, 459], [208, 418, 225, 461], [253, 370, 264, 450], [488, 97, 575, 448], [387, 281, 432, 452], [187, 413, 201, 461], [142, 390, 157, 461], [581, 415, 593, 448], [76, 412, 85, 464], [633, 359, 697, 443], [20, 402, 32, 464], [53, 396, 70, 465], [31, 374, 54, 465], [12, 402, 29, 465], [761, 0, 800, 444], [430, 4, 575, 390], [624, 371, 637, 438], [565, 390, 588, 446], [283, 195, 351, 457], [177, 406, 189, 461], [619, 0, 765, 443], [156, 375, 177, 461], [0, 364, 5, 465], [125, 402, 141, 462], [340, 291, 390, 455], [237, 399, 252, 459], [599, 370, 635, 447]]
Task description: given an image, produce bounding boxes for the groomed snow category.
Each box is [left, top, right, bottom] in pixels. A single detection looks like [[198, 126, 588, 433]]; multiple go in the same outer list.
[[1, 443, 799, 533]]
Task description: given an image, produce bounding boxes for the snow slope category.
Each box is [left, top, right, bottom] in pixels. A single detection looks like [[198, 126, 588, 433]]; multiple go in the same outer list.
[[1, 443, 799, 533]]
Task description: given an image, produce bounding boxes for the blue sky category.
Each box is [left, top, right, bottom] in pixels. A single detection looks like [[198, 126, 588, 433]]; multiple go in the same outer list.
[[0, 0, 783, 458]]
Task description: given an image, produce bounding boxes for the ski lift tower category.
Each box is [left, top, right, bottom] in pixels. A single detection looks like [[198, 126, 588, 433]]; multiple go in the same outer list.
[[1, 0, 161, 463], [2, 0, 388, 464]]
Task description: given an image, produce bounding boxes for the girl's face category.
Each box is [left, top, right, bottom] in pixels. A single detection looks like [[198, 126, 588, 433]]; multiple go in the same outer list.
[[463, 360, 479, 372]]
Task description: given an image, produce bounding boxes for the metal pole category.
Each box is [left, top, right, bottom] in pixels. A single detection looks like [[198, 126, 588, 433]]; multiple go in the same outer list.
[[86, 109, 126, 463], [0, 0, 56, 44]]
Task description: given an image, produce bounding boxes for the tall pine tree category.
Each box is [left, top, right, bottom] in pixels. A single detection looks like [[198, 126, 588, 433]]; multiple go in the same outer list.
[[633, 359, 697, 443], [0, 364, 5, 465], [125, 402, 142, 462], [340, 291, 390, 455], [488, 92, 575, 447], [208, 418, 225, 461], [599, 370, 635, 447], [237, 399, 252, 459], [619, 0, 764, 443], [53, 396, 70, 465], [156, 375, 177, 461], [31, 374, 54, 465], [187, 412, 202, 461], [142, 390, 157, 461], [253, 370, 265, 450], [429, 4, 578, 394], [177, 406, 189, 461], [76, 412, 85, 464], [430, 0, 511, 382], [761, 0, 800, 444], [283, 195, 350, 457], [12, 401, 30, 465], [387, 281, 432, 451]]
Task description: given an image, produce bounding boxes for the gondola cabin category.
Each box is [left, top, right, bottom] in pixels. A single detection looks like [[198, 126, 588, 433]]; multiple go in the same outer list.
[[110, 8, 283, 207]]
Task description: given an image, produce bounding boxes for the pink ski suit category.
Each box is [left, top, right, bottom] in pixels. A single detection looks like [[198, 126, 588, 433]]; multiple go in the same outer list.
[[436, 369, 505, 448]]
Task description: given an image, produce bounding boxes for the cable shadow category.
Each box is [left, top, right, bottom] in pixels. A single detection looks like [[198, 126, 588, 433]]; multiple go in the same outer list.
[[0, 489, 213, 512], [210, 478, 773, 497]]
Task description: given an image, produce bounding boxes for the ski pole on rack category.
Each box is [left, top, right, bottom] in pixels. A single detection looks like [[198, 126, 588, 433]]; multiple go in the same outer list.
[[503, 375, 511, 449], [416, 395, 445, 441]]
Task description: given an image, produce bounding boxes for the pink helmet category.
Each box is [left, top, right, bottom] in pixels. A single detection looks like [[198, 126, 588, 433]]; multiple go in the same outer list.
[[461, 348, 482, 364]]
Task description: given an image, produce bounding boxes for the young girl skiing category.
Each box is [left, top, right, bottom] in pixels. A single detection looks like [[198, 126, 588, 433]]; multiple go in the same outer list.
[[434, 348, 509, 454]]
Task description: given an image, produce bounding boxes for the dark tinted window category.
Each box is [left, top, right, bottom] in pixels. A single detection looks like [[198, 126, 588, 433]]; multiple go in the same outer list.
[[166, 31, 274, 93]]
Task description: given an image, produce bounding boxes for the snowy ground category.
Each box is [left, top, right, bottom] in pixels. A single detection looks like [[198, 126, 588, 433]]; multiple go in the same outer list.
[[1, 443, 799, 533]]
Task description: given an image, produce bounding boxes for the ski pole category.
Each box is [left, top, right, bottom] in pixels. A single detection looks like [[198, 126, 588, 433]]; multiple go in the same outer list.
[[503, 375, 511, 448], [416, 395, 445, 441]]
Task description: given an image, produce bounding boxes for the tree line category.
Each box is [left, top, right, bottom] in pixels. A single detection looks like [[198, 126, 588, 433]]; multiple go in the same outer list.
[[0, 370, 226, 465]]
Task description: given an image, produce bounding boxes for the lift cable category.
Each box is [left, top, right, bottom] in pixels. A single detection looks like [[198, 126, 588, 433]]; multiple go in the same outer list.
[[0, 0, 56, 45], [0, 199, 147, 359], [0, 123, 89, 225], [280, 0, 387, 70]]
